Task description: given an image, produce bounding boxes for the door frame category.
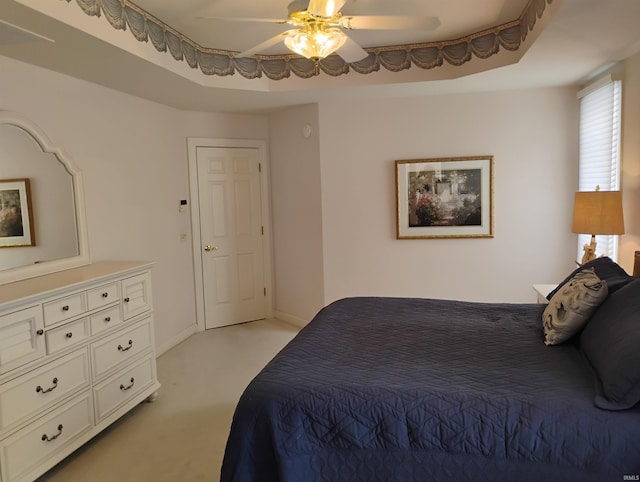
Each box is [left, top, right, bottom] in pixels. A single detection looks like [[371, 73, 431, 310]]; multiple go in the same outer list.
[[187, 137, 274, 332]]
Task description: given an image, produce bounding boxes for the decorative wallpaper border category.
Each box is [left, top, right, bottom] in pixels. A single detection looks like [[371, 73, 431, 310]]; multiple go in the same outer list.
[[68, 0, 553, 80]]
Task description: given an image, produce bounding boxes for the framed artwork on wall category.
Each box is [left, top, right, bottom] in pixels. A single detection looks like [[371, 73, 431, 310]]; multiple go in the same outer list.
[[396, 156, 493, 239], [0, 178, 35, 247]]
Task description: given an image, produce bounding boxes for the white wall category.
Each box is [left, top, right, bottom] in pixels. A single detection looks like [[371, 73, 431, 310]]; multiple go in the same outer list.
[[0, 55, 269, 353], [317, 87, 580, 306], [268, 105, 325, 323], [6, 51, 624, 336]]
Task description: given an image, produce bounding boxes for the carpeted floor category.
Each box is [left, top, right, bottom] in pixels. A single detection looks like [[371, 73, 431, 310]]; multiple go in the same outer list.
[[36, 318, 299, 482]]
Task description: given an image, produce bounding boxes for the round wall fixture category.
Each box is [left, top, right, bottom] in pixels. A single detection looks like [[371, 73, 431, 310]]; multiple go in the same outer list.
[[302, 123, 312, 139]]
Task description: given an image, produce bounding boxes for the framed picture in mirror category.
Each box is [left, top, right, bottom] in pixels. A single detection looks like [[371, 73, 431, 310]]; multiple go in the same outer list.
[[0, 178, 35, 247]]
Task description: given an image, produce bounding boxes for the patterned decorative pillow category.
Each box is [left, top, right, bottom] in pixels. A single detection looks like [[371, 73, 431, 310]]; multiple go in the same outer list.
[[542, 268, 608, 346]]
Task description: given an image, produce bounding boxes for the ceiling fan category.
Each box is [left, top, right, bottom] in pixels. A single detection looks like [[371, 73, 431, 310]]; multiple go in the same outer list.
[[204, 0, 440, 62]]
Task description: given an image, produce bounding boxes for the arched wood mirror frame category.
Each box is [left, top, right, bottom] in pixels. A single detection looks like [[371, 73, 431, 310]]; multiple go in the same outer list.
[[0, 111, 90, 285]]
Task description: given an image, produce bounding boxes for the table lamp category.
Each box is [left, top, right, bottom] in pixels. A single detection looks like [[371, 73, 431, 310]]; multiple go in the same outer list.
[[572, 187, 624, 265]]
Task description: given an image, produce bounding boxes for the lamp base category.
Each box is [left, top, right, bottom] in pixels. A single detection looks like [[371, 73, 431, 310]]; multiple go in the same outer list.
[[580, 234, 597, 265]]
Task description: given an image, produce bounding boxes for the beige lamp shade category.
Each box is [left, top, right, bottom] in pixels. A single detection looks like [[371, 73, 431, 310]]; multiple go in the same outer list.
[[572, 190, 625, 235]]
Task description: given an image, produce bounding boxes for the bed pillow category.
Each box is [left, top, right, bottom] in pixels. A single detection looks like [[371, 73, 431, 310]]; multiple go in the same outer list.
[[580, 278, 640, 410], [542, 268, 608, 346], [546, 256, 632, 301]]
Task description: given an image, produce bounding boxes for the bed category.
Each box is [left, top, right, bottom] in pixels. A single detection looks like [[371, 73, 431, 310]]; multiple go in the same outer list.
[[220, 257, 640, 482]]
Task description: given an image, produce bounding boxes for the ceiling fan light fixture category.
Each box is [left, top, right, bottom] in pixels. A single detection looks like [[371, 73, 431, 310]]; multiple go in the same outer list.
[[284, 27, 346, 59]]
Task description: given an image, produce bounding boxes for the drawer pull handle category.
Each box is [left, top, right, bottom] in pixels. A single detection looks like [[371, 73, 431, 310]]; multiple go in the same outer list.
[[118, 340, 133, 352], [36, 377, 59, 394], [102, 292, 109, 298], [42, 424, 64, 442], [120, 377, 135, 391], [62, 305, 70, 312], [124, 297, 130, 303], [65, 332, 73, 339], [36, 329, 44, 336], [105, 316, 112, 322]]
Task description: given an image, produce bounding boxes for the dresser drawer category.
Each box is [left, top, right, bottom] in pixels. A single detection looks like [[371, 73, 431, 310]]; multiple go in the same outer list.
[[90, 319, 153, 381], [0, 349, 90, 434], [45, 318, 90, 355], [43, 293, 87, 327], [89, 306, 123, 336], [0, 306, 46, 375], [121, 272, 152, 320], [0, 392, 93, 482], [93, 354, 155, 422], [87, 282, 120, 311]]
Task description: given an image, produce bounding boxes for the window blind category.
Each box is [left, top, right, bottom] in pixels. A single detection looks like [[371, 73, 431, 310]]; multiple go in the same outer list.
[[577, 79, 622, 261]]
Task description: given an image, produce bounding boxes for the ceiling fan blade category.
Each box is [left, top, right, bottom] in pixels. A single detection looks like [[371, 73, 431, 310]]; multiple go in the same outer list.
[[196, 16, 288, 24], [340, 15, 440, 31], [307, 0, 346, 18], [336, 34, 369, 63], [236, 30, 296, 58]]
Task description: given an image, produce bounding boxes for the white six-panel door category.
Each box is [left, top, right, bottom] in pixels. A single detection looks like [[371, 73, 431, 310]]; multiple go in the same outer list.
[[195, 146, 266, 329]]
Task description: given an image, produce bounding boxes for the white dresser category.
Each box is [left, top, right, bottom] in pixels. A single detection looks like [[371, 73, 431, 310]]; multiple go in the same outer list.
[[0, 261, 160, 482]]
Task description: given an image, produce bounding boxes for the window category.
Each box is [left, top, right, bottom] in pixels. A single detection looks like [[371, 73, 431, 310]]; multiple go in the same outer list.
[[577, 77, 622, 261]]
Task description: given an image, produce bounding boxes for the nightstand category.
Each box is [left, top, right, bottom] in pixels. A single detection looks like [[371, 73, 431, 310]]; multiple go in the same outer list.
[[532, 284, 558, 304]]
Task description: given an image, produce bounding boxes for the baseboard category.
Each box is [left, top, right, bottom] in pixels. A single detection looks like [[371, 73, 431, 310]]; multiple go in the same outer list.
[[156, 323, 197, 356], [273, 310, 308, 329]]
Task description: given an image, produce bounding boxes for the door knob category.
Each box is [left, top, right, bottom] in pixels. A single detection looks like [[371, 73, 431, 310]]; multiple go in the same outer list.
[[204, 245, 218, 252]]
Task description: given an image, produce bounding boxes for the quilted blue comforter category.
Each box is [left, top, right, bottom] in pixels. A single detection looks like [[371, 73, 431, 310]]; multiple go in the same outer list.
[[220, 297, 640, 482]]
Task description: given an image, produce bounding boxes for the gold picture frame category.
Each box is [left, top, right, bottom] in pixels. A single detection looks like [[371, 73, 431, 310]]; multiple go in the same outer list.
[[396, 156, 493, 239], [0, 178, 35, 247]]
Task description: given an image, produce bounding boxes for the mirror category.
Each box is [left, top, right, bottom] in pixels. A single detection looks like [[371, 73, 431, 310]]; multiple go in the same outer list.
[[0, 111, 89, 285]]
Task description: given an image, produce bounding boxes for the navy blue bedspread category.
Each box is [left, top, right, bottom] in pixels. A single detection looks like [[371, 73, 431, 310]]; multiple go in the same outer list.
[[220, 297, 640, 482]]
